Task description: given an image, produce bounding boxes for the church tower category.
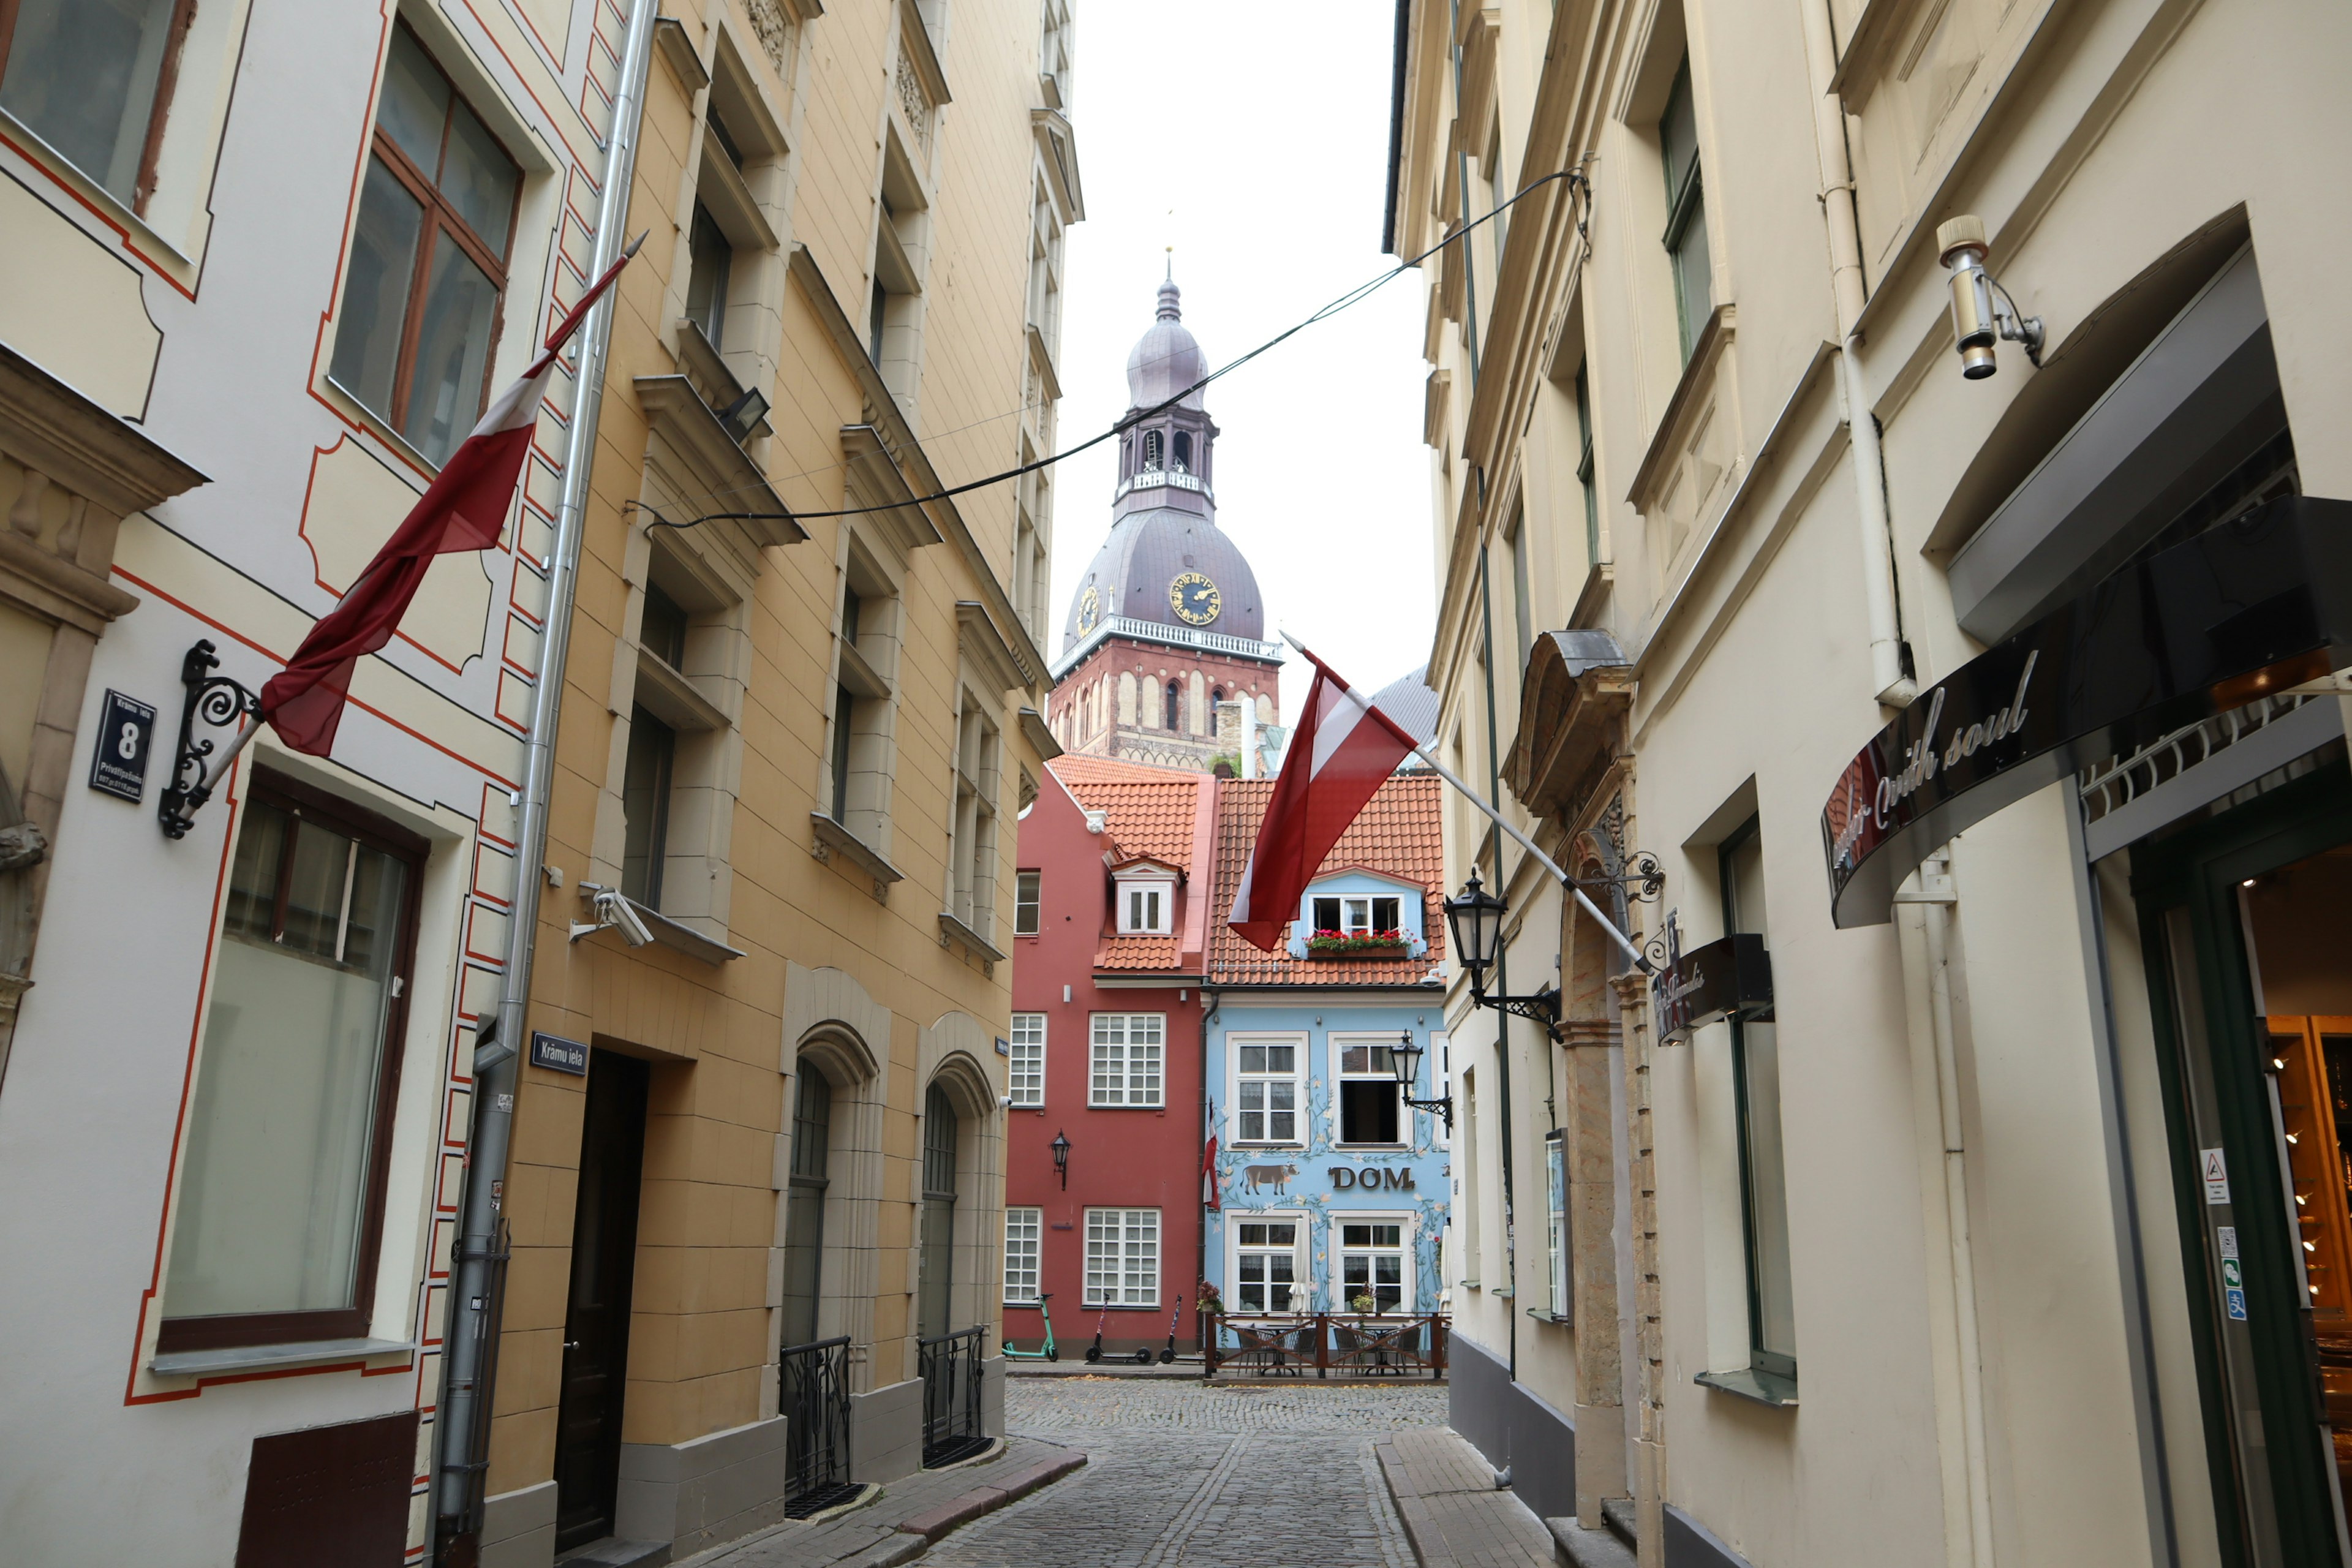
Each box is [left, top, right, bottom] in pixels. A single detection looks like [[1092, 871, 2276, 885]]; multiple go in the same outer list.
[[1046, 274, 1283, 772]]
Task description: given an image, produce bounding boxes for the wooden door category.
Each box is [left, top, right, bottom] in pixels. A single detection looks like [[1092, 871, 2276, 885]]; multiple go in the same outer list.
[[554, 1052, 649, 1550]]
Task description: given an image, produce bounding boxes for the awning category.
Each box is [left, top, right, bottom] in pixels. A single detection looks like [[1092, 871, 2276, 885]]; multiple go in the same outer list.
[[1822, 495, 2352, 927]]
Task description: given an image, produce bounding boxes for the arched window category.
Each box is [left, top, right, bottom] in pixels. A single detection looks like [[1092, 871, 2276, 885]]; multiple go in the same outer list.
[[1143, 430, 1163, 470], [1172, 432, 1192, 472], [1166, 680, 1182, 731], [1211, 686, 1224, 708]]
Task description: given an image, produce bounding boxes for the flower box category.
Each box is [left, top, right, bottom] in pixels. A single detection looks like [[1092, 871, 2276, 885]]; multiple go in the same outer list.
[[1305, 929, 1414, 958]]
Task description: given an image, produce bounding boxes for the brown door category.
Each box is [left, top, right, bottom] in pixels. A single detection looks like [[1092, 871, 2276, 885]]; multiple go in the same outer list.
[[554, 1051, 649, 1550]]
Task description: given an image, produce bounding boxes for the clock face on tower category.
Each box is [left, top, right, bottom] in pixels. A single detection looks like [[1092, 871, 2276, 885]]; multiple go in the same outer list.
[[1077, 584, 1100, 633], [1169, 571, 1221, 626]]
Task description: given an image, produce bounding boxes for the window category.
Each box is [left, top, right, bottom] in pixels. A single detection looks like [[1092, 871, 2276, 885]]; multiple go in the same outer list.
[[1084, 1208, 1159, 1306], [780, 1069, 832, 1348], [685, 202, 733, 350], [1172, 431, 1193, 472], [1431, 1030, 1450, 1150], [1164, 679, 1181, 731], [1337, 1038, 1401, 1145], [160, 777, 423, 1351], [1143, 430, 1163, 470], [827, 568, 898, 842], [946, 691, 1001, 940], [1575, 364, 1600, 571], [1660, 58, 1711, 364], [1038, 0, 1072, 108], [1008, 1013, 1045, 1107], [1004, 1207, 1042, 1304], [867, 276, 889, 365], [1235, 1039, 1301, 1144], [620, 705, 674, 908], [1234, 1219, 1302, 1313], [1090, 1013, 1164, 1107], [328, 23, 521, 465], [1458, 1069, 1480, 1280], [1545, 1129, 1569, 1320], [1723, 816, 1795, 1381], [1014, 870, 1042, 935], [1506, 503, 1534, 661], [1117, 876, 1172, 935], [1311, 895, 1403, 938], [640, 581, 688, 670], [0, 0, 192, 208], [919, 1084, 959, 1338], [1340, 1221, 1406, 1314]]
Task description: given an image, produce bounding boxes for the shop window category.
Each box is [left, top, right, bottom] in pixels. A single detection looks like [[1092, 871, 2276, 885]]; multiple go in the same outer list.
[[1003, 1207, 1041, 1304], [1089, 1014, 1164, 1107], [1235, 1039, 1301, 1145], [1014, 869, 1042, 935], [1336, 1038, 1401, 1145], [328, 22, 521, 464], [0, 0, 193, 208], [1659, 58, 1710, 364], [1340, 1221, 1406, 1313], [1723, 816, 1795, 1381], [1234, 1219, 1301, 1312], [160, 777, 424, 1351], [1008, 1013, 1045, 1107], [1084, 1207, 1159, 1306], [779, 1068, 832, 1349], [619, 706, 675, 909]]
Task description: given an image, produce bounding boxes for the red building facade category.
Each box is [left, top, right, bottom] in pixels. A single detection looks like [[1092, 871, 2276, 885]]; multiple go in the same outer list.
[[1003, 755, 1216, 1357]]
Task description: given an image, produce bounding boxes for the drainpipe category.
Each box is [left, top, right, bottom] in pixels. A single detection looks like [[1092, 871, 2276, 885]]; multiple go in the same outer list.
[[1800, 0, 1917, 710], [432, 0, 660, 1550]]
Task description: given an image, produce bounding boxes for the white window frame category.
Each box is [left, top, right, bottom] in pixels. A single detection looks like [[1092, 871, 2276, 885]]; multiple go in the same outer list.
[[1545, 1131, 1569, 1319], [1089, 1013, 1164, 1107], [1229, 1212, 1306, 1314], [1008, 1012, 1046, 1107], [1084, 1207, 1160, 1306], [1231, 1032, 1305, 1147], [1331, 1032, 1406, 1147], [1431, 1030, 1451, 1150], [1309, 892, 1404, 937], [1115, 869, 1175, 934], [1004, 1206, 1042, 1303], [1014, 869, 1042, 935], [1335, 1212, 1414, 1315]]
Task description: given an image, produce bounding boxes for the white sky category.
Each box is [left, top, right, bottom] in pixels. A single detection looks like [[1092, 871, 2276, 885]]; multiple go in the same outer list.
[[1047, 1, 1435, 726]]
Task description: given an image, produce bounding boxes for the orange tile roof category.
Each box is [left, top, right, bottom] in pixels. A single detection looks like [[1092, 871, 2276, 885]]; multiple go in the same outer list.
[[1050, 756, 1203, 873], [1095, 935, 1185, 971], [1207, 772, 1448, 987]]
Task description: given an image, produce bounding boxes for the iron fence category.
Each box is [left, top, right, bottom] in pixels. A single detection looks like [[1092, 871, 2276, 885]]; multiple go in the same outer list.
[[778, 1336, 858, 1517], [1203, 1312, 1449, 1379], [918, 1325, 990, 1466]]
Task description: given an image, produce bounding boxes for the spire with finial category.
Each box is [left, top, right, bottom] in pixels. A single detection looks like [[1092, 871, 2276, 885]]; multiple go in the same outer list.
[[1156, 255, 1182, 322]]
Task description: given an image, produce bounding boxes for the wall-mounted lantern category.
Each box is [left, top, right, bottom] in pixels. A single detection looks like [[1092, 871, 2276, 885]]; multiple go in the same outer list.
[[1389, 1031, 1453, 1134], [1050, 1129, 1071, 1191], [1442, 869, 1561, 1039]]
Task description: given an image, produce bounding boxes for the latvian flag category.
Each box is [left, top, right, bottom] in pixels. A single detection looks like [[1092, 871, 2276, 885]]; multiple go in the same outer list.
[[259, 240, 641, 756], [1227, 646, 1420, 950]]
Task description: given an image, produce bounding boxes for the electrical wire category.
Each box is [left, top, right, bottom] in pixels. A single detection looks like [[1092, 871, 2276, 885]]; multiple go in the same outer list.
[[644, 169, 1582, 534]]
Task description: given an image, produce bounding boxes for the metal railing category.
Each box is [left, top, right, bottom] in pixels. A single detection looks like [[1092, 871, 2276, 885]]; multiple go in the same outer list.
[[918, 1325, 990, 1466], [1049, 615, 1286, 679], [778, 1336, 857, 1517], [1202, 1312, 1449, 1379]]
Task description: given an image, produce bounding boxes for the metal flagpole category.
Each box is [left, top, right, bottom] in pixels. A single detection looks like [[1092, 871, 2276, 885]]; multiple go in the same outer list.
[[1278, 631, 1653, 974]]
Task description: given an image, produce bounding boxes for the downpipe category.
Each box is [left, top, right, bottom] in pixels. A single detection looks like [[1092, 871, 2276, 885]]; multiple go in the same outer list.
[[431, 0, 661, 1554]]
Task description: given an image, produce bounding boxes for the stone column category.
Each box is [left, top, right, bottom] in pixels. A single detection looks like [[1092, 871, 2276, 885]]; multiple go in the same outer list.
[[1562, 1011, 1626, 1519]]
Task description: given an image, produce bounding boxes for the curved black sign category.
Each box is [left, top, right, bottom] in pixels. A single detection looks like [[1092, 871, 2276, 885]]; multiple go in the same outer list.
[[1823, 496, 2352, 928]]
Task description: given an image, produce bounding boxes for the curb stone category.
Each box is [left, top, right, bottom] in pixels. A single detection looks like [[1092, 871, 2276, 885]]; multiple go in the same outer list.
[[894, 1453, 1090, 1543]]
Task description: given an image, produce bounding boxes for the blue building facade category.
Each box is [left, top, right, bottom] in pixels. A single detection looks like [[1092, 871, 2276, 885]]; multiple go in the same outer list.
[[1202, 774, 1450, 1323]]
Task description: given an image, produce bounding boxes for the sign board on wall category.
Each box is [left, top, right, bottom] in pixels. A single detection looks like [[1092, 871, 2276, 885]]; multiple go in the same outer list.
[[86, 689, 157, 803], [529, 1032, 589, 1076]]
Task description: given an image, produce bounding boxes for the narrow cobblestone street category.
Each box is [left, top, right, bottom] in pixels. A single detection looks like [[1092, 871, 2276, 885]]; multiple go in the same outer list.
[[925, 1379, 1447, 1568]]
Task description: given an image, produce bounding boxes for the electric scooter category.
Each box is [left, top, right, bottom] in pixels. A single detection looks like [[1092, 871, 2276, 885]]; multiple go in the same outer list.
[[1083, 1305, 1110, 1363], [1003, 1292, 1059, 1362], [1156, 1292, 1185, 1364]]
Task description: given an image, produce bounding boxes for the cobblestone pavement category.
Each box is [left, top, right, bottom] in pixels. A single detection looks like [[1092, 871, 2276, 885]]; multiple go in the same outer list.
[[923, 1378, 1449, 1568]]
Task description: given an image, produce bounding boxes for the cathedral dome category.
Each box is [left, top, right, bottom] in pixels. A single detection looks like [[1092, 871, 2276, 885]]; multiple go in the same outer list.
[[1062, 505, 1264, 652], [1125, 277, 1207, 411]]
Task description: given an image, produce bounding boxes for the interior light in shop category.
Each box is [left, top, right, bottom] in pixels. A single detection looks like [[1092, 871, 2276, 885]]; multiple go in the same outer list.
[[2244, 878, 2258, 888], [2286, 1132, 2301, 1144]]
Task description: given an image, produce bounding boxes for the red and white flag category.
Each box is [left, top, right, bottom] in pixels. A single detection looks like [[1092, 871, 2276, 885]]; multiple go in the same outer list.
[[259, 240, 641, 756], [1227, 646, 1420, 951], [1201, 1114, 1221, 1212]]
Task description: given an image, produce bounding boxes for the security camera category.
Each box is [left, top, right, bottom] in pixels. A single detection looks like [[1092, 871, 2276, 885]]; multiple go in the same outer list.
[[1937, 215, 2042, 380], [605, 891, 655, 948]]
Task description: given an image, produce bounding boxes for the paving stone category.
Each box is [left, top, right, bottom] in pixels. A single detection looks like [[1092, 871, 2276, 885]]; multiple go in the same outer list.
[[1373, 1428, 1555, 1568]]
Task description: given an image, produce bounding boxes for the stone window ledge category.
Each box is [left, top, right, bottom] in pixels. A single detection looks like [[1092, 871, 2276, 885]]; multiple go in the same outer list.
[[151, 1336, 415, 1378], [1695, 1366, 1798, 1408]]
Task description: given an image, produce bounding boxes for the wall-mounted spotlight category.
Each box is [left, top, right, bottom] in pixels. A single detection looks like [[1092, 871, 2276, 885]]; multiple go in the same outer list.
[[718, 385, 769, 444], [1937, 215, 2042, 380]]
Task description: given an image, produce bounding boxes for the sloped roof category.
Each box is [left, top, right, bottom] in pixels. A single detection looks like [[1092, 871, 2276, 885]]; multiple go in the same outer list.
[[1050, 755, 1203, 872], [1207, 772, 1447, 987], [1096, 935, 1183, 971]]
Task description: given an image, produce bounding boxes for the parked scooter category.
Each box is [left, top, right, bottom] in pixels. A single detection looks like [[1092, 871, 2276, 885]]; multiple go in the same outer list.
[[1003, 1292, 1058, 1362], [1156, 1292, 1185, 1364], [1084, 1305, 1110, 1363]]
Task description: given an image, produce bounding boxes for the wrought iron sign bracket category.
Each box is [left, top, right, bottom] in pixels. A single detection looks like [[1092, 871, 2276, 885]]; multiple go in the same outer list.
[[1574, 850, 1665, 905], [160, 639, 259, 840], [1402, 1089, 1455, 1134], [1474, 981, 1564, 1044]]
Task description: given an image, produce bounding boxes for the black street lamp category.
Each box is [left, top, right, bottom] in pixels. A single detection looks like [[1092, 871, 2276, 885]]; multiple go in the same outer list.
[[1389, 1031, 1453, 1133], [1442, 869, 1562, 1039], [1050, 1129, 1071, 1190]]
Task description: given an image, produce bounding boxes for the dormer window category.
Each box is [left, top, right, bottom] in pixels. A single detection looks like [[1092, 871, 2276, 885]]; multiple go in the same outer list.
[[1114, 862, 1178, 934], [1312, 894, 1401, 937]]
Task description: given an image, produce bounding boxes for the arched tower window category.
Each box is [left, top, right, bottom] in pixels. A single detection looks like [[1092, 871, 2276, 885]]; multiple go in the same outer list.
[[1173, 431, 1192, 472], [1210, 686, 1223, 707], [1143, 431, 1163, 470], [1165, 680, 1182, 731]]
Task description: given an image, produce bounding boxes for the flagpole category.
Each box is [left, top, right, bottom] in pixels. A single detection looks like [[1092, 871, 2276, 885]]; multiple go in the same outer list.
[[1278, 632, 1653, 975]]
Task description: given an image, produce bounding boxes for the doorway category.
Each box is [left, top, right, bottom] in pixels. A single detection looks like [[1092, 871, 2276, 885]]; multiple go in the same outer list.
[[553, 1051, 649, 1551], [2138, 758, 2352, 1566]]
